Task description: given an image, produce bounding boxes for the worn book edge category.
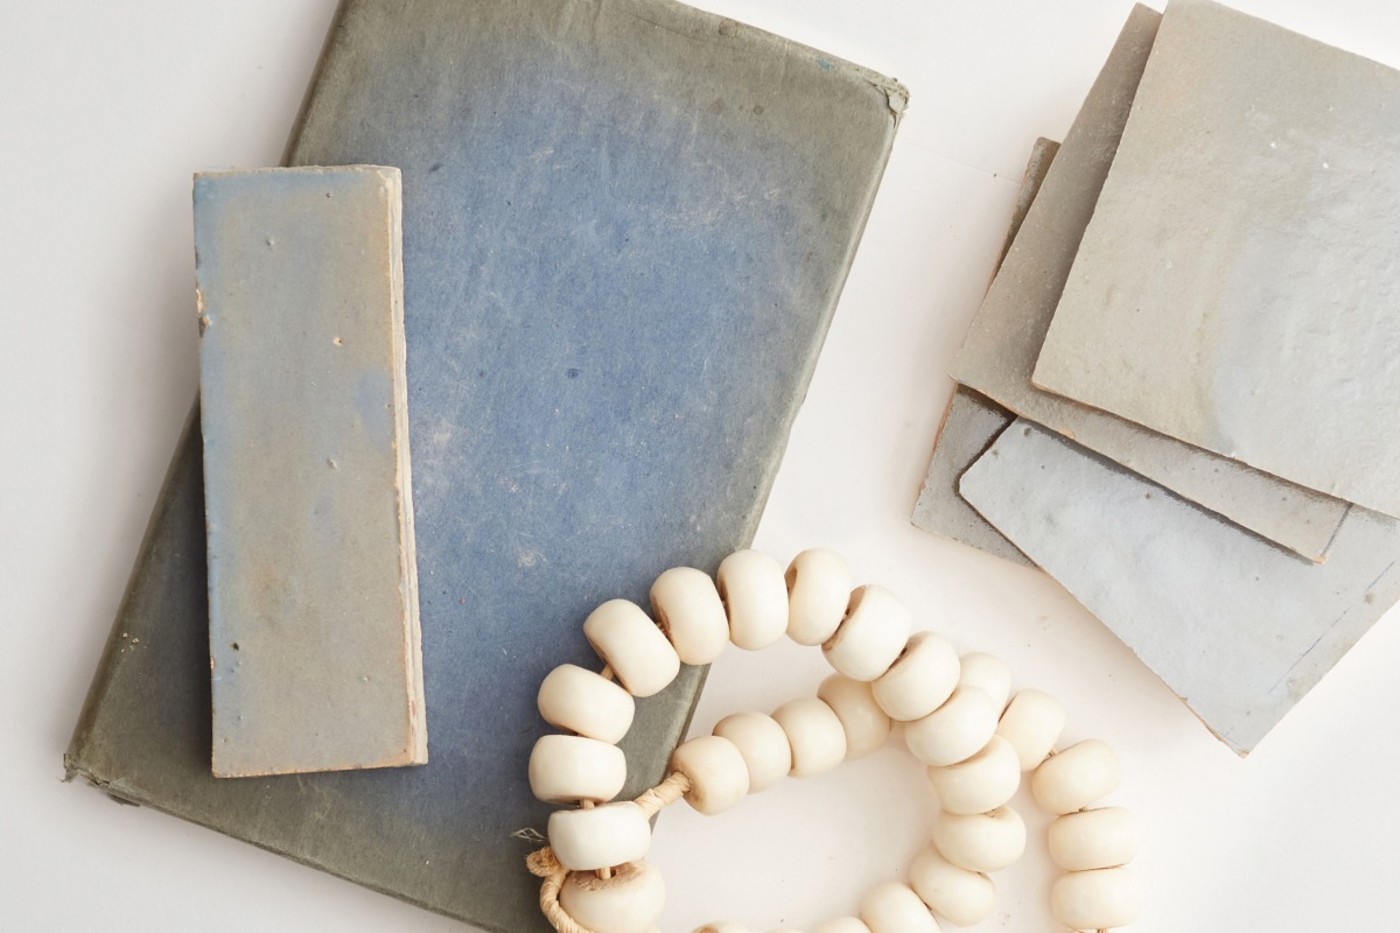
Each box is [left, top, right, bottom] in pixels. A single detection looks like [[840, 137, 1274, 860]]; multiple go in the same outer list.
[[66, 405, 201, 795]]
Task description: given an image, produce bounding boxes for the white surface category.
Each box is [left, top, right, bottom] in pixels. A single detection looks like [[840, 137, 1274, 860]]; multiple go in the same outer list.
[[5, 1, 1400, 930]]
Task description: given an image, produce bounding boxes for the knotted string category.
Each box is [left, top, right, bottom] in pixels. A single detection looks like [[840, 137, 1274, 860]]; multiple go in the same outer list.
[[527, 771, 692, 933]]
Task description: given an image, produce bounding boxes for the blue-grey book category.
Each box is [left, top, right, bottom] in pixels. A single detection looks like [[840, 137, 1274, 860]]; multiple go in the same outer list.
[[65, 0, 905, 929]]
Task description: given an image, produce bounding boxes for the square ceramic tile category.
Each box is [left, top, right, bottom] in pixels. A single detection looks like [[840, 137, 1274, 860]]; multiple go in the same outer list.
[[1035, 0, 1400, 517], [950, 2, 1349, 560], [960, 419, 1400, 755]]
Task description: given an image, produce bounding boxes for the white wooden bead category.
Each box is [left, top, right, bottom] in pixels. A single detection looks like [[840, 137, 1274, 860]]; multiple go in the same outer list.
[[537, 664, 636, 744], [772, 697, 847, 777], [717, 549, 789, 650], [817, 674, 892, 759], [1048, 807, 1139, 871], [528, 734, 626, 804], [583, 599, 681, 698], [785, 547, 852, 645], [859, 881, 941, 933], [904, 686, 998, 767], [691, 923, 752, 933], [814, 920, 871, 933], [871, 631, 960, 722], [1050, 867, 1143, 930], [650, 566, 730, 665], [926, 735, 1021, 816], [558, 860, 666, 933], [670, 735, 750, 815], [823, 585, 912, 681], [908, 846, 995, 928], [931, 806, 1027, 874], [995, 689, 1066, 771], [955, 652, 1011, 713], [547, 802, 652, 871], [712, 712, 792, 793], [1032, 739, 1121, 815]]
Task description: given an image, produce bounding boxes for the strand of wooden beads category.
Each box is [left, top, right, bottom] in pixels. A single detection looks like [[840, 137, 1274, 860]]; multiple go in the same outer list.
[[526, 548, 1142, 933]]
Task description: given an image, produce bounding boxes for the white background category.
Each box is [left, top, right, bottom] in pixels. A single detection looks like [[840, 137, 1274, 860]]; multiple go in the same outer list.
[[5, 1, 1400, 930]]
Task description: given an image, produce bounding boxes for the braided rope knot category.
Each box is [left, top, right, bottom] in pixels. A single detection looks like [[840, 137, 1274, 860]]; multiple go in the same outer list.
[[528, 771, 692, 933]]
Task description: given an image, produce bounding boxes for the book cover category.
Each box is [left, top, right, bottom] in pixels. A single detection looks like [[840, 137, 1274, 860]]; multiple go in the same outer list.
[[65, 1, 904, 929]]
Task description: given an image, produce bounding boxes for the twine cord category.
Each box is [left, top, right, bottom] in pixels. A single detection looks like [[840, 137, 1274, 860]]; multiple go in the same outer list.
[[528, 771, 692, 933]]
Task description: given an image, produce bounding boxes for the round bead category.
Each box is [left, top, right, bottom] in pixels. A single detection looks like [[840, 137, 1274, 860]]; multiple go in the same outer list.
[[583, 599, 681, 698], [817, 674, 892, 759], [670, 735, 750, 815], [785, 547, 853, 645], [1032, 739, 1121, 815], [815, 920, 871, 933], [931, 806, 1026, 874], [871, 631, 960, 722], [926, 734, 1020, 816], [955, 652, 1011, 713], [712, 712, 792, 793], [1050, 867, 1143, 930], [904, 686, 998, 767], [771, 697, 847, 777], [823, 585, 912, 682], [691, 924, 752, 933], [528, 734, 626, 804], [547, 802, 651, 871], [859, 881, 941, 933], [650, 566, 730, 665], [717, 549, 789, 650], [995, 689, 1066, 771], [537, 664, 636, 744], [1048, 807, 1139, 871], [558, 860, 666, 933], [908, 846, 995, 928]]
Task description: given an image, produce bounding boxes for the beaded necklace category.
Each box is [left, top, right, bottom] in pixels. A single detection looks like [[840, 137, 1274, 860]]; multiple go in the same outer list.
[[526, 548, 1141, 932]]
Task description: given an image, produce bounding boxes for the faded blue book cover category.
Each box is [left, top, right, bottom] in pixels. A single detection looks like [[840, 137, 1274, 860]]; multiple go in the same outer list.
[[66, 1, 904, 929]]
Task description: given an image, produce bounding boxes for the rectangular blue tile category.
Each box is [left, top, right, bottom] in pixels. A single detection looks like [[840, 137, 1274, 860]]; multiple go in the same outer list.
[[195, 166, 425, 777]]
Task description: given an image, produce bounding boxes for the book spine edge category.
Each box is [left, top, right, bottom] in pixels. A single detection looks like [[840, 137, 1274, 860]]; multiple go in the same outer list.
[[64, 403, 201, 783], [280, 0, 358, 169]]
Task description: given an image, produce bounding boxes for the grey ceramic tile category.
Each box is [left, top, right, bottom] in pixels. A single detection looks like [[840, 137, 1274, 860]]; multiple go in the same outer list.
[[994, 136, 1059, 272], [195, 166, 425, 778], [913, 136, 1058, 566], [1033, 0, 1400, 519], [913, 387, 1028, 566], [959, 419, 1400, 755], [948, 3, 1350, 562]]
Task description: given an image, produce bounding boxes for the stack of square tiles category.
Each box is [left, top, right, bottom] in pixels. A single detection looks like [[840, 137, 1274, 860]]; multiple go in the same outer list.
[[915, 0, 1400, 755]]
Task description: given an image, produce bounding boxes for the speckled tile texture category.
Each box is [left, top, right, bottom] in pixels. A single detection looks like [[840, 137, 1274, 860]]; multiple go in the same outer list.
[[195, 166, 424, 778]]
